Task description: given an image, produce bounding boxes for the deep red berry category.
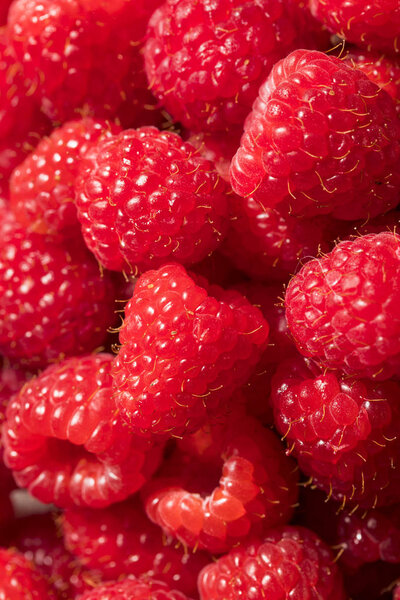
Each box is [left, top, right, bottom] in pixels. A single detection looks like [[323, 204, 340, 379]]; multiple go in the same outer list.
[[143, 409, 298, 553], [0, 547, 57, 599], [0, 218, 116, 367], [75, 127, 230, 273], [8, 0, 162, 125], [144, 0, 328, 133], [222, 195, 335, 281], [271, 356, 400, 509], [112, 263, 269, 438], [0, 1, 12, 23], [3, 354, 162, 508], [62, 496, 210, 597], [231, 49, 400, 220], [10, 118, 121, 238], [310, 0, 400, 56], [344, 49, 400, 115], [0, 359, 33, 424], [198, 525, 346, 600], [184, 129, 242, 182], [285, 232, 400, 380], [0, 30, 50, 193], [79, 577, 191, 600]]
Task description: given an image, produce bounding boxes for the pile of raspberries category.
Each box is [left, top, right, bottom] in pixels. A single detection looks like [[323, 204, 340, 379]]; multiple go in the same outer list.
[[1, 0, 400, 598]]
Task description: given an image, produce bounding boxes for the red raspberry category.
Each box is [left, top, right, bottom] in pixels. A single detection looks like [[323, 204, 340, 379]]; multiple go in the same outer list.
[[310, 0, 400, 56], [190, 251, 243, 288], [144, 0, 328, 133], [198, 525, 346, 600], [271, 356, 400, 509], [184, 129, 242, 182], [344, 49, 400, 115], [112, 263, 269, 438], [79, 577, 190, 600], [342, 210, 400, 239], [285, 232, 400, 380], [0, 219, 116, 367], [143, 410, 298, 553], [10, 118, 121, 238], [62, 496, 211, 597], [0, 1, 12, 23], [8, 0, 161, 125], [222, 195, 335, 281], [0, 547, 57, 599], [230, 49, 400, 221], [75, 127, 230, 273], [0, 359, 34, 423], [0, 30, 50, 193], [3, 354, 163, 508]]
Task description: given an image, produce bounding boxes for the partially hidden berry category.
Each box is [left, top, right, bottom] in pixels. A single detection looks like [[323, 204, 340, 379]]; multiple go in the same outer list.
[[271, 356, 400, 508], [112, 263, 269, 438], [285, 232, 400, 380], [10, 118, 121, 238], [75, 127, 230, 273], [198, 525, 346, 600], [78, 577, 191, 600], [3, 354, 163, 508], [143, 409, 298, 553], [0, 547, 57, 599], [230, 49, 400, 220]]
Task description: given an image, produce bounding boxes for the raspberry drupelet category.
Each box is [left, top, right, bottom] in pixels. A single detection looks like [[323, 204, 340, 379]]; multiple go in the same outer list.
[[75, 127, 230, 274], [10, 118, 121, 238], [0, 217, 116, 367], [3, 354, 163, 508], [112, 263, 269, 438], [310, 0, 400, 56], [144, 0, 329, 133], [7, 0, 162, 125], [0, 547, 57, 599], [62, 496, 211, 597], [143, 410, 298, 554], [230, 49, 400, 221], [79, 577, 191, 600], [285, 231, 400, 380], [271, 356, 400, 509], [198, 525, 346, 600]]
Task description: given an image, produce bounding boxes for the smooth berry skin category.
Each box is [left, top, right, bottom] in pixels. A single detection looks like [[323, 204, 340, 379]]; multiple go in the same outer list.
[[310, 0, 400, 56], [62, 496, 211, 597], [145, 0, 328, 133], [0, 547, 57, 599], [3, 354, 163, 508], [8, 0, 162, 125], [231, 49, 400, 221], [198, 525, 346, 600], [271, 357, 400, 509], [10, 118, 121, 238], [285, 232, 400, 380], [112, 263, 269, 438], [75, 127, 230, 273], [144, 411, 298, 553], [78, 577, 191, 600], [0, 219, 116, 367]]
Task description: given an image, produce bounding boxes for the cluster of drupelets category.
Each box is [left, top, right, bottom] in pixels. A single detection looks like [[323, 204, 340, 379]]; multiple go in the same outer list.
[[0, 0, 400, 598]]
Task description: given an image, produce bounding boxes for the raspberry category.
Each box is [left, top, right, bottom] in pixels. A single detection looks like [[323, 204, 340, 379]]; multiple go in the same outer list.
[[285, 232, 400, 380], [8, 0, 161, 125], [344, 49, 400, 115], [3, 354, 163, 507], [184, 129, 242, 182], [198, 525, 346, 600], [343, 210, 400, 239], [0, 1, 12, 23], [0, 547, 57, 599], [144, 0, 328, 133], [143, 410, 298, 553], [79, 577, 190, 600], [0, 218, 116, 367], [310, 0, 400, 56], [0, 30, 50, 193], [271, 356, 400, 508], [112, 263, 269, 438], [10, 118, 121, 238], [230, 49, 400, 220], [62, 496, 211, 597], [0, 359, 34, 424], [75, 127, 230, 273], [222, 195, 335, 281]]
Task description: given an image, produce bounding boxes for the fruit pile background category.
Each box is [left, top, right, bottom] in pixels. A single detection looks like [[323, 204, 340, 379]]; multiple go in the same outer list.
[[0, 0, 400, 598]]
